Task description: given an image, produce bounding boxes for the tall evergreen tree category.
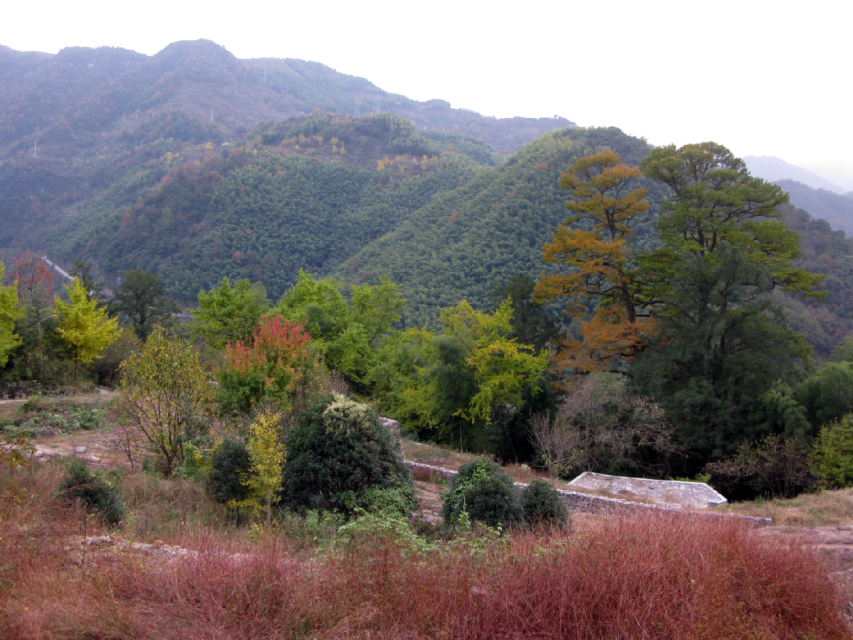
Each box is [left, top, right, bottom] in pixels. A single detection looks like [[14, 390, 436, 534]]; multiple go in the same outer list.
[[110, 270, 179, 340], [535, 151, 654, 373], [632, 143, 824, 467]]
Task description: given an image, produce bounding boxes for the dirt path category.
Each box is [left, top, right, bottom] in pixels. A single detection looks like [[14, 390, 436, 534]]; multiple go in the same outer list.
[[5, 388, 127, 467], [32, 428, 129, 467]]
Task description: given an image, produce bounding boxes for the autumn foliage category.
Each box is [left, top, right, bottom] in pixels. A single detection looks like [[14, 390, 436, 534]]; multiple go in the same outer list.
[[536, 151, 654, 373], [220, 314, 317, 414], [8, 250, 54, 308]]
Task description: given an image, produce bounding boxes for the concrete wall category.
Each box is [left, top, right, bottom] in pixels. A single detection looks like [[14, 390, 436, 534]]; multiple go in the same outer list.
[[405, 461, 771, 527]]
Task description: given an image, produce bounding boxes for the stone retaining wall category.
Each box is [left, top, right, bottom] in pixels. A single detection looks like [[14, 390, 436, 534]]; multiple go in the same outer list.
[[405, 461, 771, 527]]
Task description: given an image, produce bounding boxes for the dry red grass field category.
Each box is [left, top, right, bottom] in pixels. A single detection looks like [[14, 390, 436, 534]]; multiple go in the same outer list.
[[1, 463, 848, 640]]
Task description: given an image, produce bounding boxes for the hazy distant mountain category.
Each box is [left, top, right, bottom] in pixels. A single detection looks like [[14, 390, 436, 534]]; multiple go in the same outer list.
[[775, 179, 853, 236], [800, 163, 853, 193], [0, 38, 575, 262], [0, 39, 574, 162], [745, 155, 844, 194]]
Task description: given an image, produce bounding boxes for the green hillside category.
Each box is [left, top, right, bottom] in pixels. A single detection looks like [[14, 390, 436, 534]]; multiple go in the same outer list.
[[778, 203, 853, 358], [49, 114, 481, 301], [0, 38, 573, 264], [43, 124, 667, 322], [776, 179, 853, 236], [333, 127, 668, 327], [3, 36, 852, 357]]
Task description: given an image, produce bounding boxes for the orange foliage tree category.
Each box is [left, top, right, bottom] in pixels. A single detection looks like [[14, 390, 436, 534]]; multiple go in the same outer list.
[[535, 151, 654, 374], [219, 314, 318, 415], [9, 251, 53, 310]]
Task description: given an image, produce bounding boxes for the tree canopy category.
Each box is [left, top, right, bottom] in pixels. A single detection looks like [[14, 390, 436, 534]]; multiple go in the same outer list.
[[0, 262, 22, 367], [54, 277, 121, 364], [110, 270, 180, 340], [191, 277, 270, 349], [630, 142, 824, 466], [535, 150, 653, 373]]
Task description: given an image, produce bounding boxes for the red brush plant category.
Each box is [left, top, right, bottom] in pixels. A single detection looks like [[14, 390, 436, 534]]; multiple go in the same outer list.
[[2, 497, 848, 639]]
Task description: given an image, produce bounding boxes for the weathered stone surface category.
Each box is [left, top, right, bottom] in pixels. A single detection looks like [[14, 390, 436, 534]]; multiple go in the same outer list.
[[378, 417, 403, 457], [567, 471, 728, 509]]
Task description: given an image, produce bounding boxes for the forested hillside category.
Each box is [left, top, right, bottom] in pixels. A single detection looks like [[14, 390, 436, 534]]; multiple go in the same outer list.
[[4, 37, 853, 360], [776, 179, 853, 236], [0, 38, 572, 283], [45, 124, 666, 317], [0, 39, 572, 161], [48, 113, 485, 300], [333, 127, 669, 326], [778, 203, 853, 358], [17, 115, 853, 358]]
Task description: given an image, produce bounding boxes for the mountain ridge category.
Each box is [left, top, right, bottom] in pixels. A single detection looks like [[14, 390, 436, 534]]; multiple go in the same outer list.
[[0, 39, 574, 163], [744, 155, 844, 194]]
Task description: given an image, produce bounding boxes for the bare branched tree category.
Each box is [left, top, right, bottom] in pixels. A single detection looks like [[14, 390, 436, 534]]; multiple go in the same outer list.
[[106, 421, 145, 471], [532, 373, 680, 479], [530, 412, 585, 481]]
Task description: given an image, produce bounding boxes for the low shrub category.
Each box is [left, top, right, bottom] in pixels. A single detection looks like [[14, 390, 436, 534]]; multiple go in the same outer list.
[[521, 479, 568, 527], [361, 486, 416, 519], [705, 435, 817, 500], [71, 407, 103, 430], [56, 460, 125, 527], [282, 394, 415, 515], [441, 459, 523, 528], [208, 439, 252, 504], [810, 413, 853, 488]]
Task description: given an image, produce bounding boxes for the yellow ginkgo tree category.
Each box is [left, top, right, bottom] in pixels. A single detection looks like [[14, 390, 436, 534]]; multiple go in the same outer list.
[[237, 410, 286, 527], [54, 277, 121, 365], [0, 262, 23, 367]]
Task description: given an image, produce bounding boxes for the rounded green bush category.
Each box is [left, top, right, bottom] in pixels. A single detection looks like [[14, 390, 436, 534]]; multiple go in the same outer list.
[[521, 479, 568, 527], [209, 439, 252, 504], [57, 460, 125, 527], [441, 459, 523, 529], [810, 414, 853, 489], [282, 394, 415, 515]]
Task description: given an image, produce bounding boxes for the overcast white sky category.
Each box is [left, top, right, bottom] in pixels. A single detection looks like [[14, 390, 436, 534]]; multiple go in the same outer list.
[[3, 0, 851, 182]]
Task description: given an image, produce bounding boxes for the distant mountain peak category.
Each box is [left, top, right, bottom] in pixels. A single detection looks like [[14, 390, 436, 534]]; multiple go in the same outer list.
[[744, 155, 845, 194]]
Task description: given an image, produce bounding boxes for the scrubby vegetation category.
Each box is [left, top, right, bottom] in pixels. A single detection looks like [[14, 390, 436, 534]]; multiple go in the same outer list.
[[521, 479, 569, 526], [441, 459, 523, 528], [208, 438, 252, 505], [55, 459, 125, 527], [0, 455, 847, 639], [282, 394, 415, 516]]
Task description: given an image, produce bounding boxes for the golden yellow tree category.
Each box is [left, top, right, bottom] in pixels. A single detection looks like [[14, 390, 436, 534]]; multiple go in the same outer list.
[[535, 151, 653, 373], [54, 277, 120, 364], [0, 262, 22, 367], [240, 410, 286, 527]]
